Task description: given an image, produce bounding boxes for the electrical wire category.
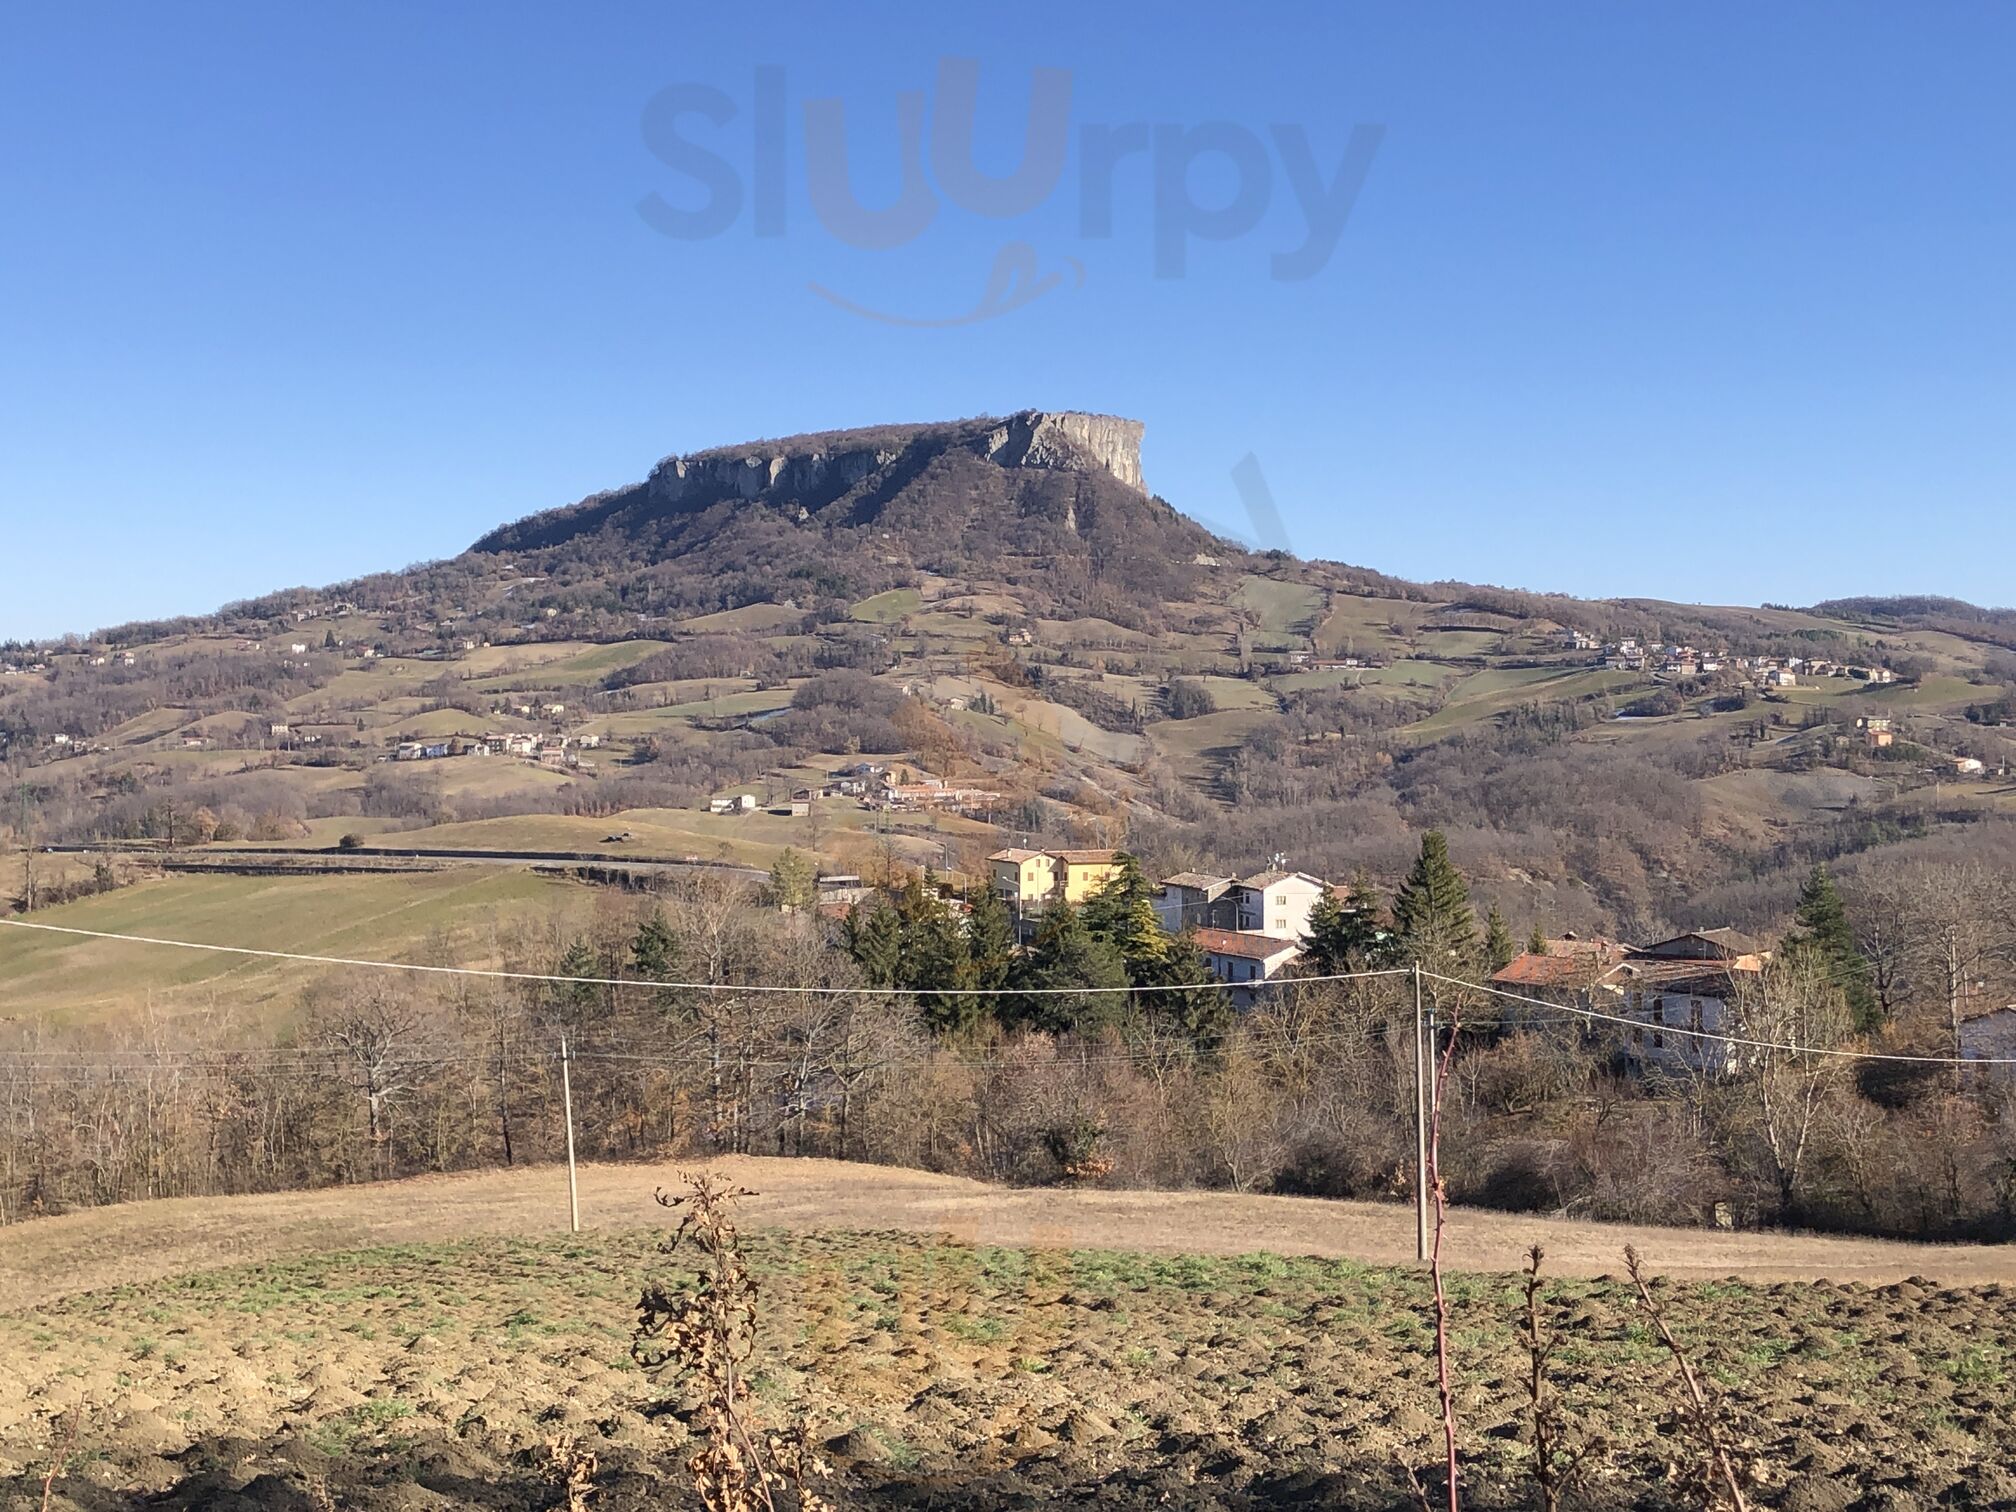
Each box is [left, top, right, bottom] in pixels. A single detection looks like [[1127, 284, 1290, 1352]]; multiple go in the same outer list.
[[0, 917, 1409, 999], [1426, 971, 2016, 1067]]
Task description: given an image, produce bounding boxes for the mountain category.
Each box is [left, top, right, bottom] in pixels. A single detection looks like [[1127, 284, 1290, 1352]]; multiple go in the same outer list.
[[466, 411, 1224, 624]]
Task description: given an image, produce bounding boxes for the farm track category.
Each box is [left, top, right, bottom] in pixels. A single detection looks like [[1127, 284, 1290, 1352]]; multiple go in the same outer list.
[[7, 1154, 2015, 1308]]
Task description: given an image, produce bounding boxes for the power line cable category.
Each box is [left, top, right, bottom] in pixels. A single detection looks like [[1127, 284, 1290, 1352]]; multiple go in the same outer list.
[[0, 917, 1408, 998], [1427, 972, 2016, 1067]]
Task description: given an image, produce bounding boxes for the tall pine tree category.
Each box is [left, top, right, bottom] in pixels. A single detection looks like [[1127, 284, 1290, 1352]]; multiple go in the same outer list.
[[965, 882, 1017, 1008], [1484, 906, 1517, 973], [1142, 929, 1233, 1049], [630, 908, 681, 1016], [1787, 863, 1879, 1030], [1303, 879, 1393, 975], [1391, 830, 1479, 973], [841, 897, 904, 989]]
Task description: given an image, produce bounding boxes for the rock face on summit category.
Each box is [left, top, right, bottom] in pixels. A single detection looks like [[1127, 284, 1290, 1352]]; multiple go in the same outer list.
[[641, 410, 1146, 512], [466, 408, 1217, 618], [985, 411, 1145, 493]]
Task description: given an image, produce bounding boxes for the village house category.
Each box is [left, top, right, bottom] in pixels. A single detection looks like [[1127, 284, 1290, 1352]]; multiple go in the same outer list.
[[878, 774, 1004, 811], [1953, 756, 1987, 776], [1231, 869, 1332, 940], [1488, 936, 1635, 1016], [987, 847, 1127, 936], [1154, 872, 1237, 933], [708, 793, 759, 815], [1189, 928, 1303, 1008], [989, 848, 1058, 925], [1051, 849, 1126, 903], [1490, 929, 1769, 1075]]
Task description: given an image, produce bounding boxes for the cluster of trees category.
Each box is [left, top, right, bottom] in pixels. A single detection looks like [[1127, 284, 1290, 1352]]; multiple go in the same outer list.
[[839, 859, 1228, 1043]]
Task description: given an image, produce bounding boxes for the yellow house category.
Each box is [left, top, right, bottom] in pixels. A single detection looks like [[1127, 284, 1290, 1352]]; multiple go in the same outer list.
[[987, 847, 1126, 911], [1050, 849, 1125, 903], [989, 848, 1057, 909]]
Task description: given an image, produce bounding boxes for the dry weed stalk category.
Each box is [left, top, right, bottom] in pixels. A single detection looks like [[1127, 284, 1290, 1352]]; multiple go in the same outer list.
[[544, 1433, 599, 1512], [1520, 1245, 1602, 1511], [1623, 1246, 1751, 1512], [631, 1171, 833, 1512], [40, 1409, 80, 1512]]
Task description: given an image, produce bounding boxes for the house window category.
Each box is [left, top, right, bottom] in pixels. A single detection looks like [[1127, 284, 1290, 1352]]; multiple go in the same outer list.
[[1274, 917, 1288, 931], [1275, 893, 1287, 905]]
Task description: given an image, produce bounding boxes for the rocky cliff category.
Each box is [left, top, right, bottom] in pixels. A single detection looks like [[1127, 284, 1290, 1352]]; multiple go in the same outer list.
[[639, 410, 1146, 514]]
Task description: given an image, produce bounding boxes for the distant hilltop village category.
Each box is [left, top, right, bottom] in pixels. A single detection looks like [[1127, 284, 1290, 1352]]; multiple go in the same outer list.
[[1557, 630, 1896, 687]]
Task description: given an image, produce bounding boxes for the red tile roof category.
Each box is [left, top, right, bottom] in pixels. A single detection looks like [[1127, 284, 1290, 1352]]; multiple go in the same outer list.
[[1491, 940, 1631, 989], [1191, 928, 1302, 962]]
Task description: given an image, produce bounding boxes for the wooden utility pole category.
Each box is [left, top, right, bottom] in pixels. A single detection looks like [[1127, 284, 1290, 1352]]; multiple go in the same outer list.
[[1413, 962, 1429, 1263], [17, 785, 35, 914], [560, 1033, 580, 1234]]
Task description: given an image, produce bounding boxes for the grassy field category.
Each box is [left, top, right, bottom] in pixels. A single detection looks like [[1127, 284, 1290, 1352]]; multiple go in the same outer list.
[[849, 587, 924, 623], [1144, 707, 1274, 788], [1405, 667, 1640, 735], [5, 1158, 2015, 1510], [1231, 575, 1325, 637], [0, 868, 571, 1025]]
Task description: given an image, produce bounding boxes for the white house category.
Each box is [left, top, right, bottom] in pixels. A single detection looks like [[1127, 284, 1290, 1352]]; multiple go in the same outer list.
[[708, 793, 758, 815], [1191, 928, 1303, 1009], [1231, 869, 1331, 940], [1612, 931, 1769, 1075]]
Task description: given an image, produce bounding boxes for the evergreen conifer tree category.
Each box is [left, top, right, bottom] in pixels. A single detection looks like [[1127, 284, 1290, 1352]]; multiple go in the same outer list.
[[1485, 906, 1517, 973], [551, 938, 600, 1025], [1787, 863, 1879, 1030], [1013, 900, 1129, 1033], [1082, 854, 1170, 979], [1304, 873, 1394, 974], [1391, 830, 1479, 972], [965, 883, 1017, 1004], [841, 897, 905, 989], [630, 908, 681, 1015], [1143, 929, 1233, 1048]]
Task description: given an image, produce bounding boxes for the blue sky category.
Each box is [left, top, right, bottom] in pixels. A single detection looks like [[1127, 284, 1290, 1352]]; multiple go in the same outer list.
[[3, 3, 2012, 640]]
